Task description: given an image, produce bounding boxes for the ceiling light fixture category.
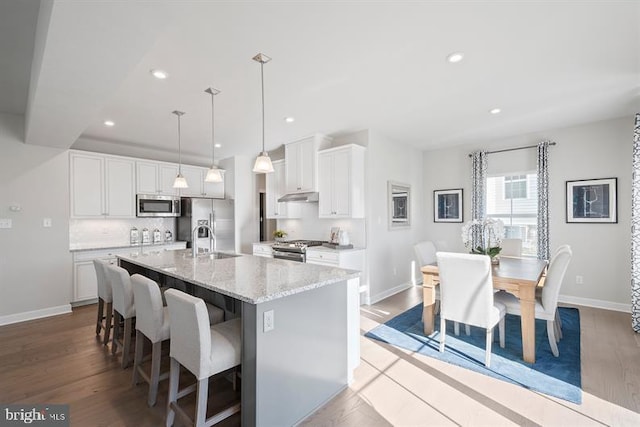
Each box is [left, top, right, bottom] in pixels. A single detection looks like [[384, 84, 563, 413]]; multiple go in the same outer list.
[[252, 53, 274, 174], [172, 110, 188, 188], [103, 120, 115, 127], [447, 52, 464, 63], [214, 143, 222, 148], [284, 117, 295, 123], [489, 108, 502, 115], [150, 69, 169, 79], [204, 87, 224, 183]]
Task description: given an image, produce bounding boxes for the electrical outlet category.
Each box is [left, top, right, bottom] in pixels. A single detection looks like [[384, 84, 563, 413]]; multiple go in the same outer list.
[[43, 218, 52, 227], [576, 275, 584, 285], [263, 310, 274, 332]]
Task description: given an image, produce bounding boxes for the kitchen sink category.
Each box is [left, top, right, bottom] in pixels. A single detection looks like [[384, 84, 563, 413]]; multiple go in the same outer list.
[[193, 251, 240, 259]]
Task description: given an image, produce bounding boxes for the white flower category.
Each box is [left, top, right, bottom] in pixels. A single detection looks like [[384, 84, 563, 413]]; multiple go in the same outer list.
[[461, 218, 505, 250]]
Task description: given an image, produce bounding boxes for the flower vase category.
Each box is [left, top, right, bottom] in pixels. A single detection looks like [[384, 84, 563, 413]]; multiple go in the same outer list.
[[491, 255, 500, 265]]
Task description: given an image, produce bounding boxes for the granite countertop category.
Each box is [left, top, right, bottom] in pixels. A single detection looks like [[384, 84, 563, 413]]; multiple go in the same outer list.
[[117, 249, 360, 304], [70, 241, 187, 252]]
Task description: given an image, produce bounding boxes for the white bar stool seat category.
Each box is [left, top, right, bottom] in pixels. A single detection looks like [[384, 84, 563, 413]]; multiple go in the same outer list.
[[107, 264, 136, 368], [93, 260, 113, 346]]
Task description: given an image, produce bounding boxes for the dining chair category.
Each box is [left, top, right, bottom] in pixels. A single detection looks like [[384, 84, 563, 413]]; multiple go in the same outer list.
[[495, 246, 572, 357], [414, 241, 437, 266], [131, 274, 171, 407], [536, 244, 572, 340], [93, 259, 113, 346], [436, 252, 506, 367], [107, 264, 136, 368], [165, 289, 241, 427], [500, 238, 522, 257]]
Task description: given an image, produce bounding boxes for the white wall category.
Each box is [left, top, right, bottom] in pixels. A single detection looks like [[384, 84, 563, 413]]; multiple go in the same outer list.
[[423, 116, 633, 311], [0, 113, 73, 322], [366, 130, 426, 303]]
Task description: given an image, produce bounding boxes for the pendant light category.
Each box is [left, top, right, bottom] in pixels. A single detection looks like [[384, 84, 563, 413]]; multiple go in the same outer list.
[[252, 53, 274, 173], [172, 110, 188, 188], [204, 87, 224, 182]]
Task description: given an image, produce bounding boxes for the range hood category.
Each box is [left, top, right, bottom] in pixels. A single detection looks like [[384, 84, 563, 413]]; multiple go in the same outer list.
[[278, 192, 319, 203]]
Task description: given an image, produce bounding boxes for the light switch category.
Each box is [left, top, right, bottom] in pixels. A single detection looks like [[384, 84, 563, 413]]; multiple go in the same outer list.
[[43, 218, 52, 227], [263, 310, 275, 332], [0, 218, 12, 229]]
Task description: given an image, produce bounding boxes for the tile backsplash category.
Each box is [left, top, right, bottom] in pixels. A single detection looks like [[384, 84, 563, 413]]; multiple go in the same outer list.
[[69, 218, 177, 248]]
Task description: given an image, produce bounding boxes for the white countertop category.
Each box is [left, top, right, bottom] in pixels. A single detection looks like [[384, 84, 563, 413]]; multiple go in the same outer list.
[[70, 241, 186, 252], [117, 249, 360, 304]]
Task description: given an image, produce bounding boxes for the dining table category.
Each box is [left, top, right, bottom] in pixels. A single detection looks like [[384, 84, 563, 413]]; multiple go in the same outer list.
[[421, 256, 548, 364]]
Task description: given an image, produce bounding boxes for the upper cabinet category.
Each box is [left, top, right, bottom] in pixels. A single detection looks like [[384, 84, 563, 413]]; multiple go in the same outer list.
[[179, 165, 225, 199], [318, 144, 365, 218], [284, 134, 332, 194], [70, 152, 136, 218], [266, 160, 300, 219], [136, 161, 179, 196]]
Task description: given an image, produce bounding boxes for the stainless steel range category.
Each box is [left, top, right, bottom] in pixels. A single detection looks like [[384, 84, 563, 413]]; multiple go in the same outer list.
[[272, 240, 325, 263]]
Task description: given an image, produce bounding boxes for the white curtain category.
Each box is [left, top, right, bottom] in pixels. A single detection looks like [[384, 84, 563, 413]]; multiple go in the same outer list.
[[631, 113, 640, 332], [537, 141, 551, 260], [471, 151, 487, 249]]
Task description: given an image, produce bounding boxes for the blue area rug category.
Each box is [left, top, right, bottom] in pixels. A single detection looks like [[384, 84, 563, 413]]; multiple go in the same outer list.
[[365, 304, 582, 403]]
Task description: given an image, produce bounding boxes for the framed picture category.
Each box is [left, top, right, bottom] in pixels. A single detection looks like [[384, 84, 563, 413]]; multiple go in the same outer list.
[[566, 178, 617, 223], [434, 189, 463, 223], [388, 181, 411, 229]]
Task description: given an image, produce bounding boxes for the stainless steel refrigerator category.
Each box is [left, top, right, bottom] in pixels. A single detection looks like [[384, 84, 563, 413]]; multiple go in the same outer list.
[[177, 197, 235, 253]]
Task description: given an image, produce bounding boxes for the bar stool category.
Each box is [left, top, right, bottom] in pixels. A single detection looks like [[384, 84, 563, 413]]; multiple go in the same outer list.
[[93, 259, 113, 346], [107, 264, 136, 368], [165, 289, 241, 427], [131, 274, 171, 407]]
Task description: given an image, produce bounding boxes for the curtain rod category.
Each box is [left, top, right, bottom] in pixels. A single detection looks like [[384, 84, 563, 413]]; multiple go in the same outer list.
[[467, 142, 556, 157]]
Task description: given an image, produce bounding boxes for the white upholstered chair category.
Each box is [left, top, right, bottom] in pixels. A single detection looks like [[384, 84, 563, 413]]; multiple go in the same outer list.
[[436, 252, 506, 367], [165, 289, 241, 427], [93, 259, 113, 346], [500, 238, 523, 257], [495, 246, 572, 357], [414, 241, 437, 267], [131, 274, 171, 407], [107, 264, 136, 368]]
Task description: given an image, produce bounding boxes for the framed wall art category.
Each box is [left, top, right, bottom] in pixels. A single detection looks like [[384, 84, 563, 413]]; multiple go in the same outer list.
[[388, 181, 411, 229], [566, 178, 617, 223], [434, 188, 463, 223]]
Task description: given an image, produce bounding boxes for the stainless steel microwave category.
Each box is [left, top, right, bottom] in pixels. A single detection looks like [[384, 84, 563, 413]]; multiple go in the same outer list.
[[136, 194, 181, 217]]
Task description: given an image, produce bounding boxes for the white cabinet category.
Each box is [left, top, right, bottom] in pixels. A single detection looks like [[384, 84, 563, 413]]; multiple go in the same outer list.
[[284, 134, 332, 194], [136, 161, 179, 196], [318, 144, 365, 218], [266, 160, 300, 219], [306, 247, 365, 270], [252, 242, 274, 258], [70, 152, 135, 218], [179, 165, 225, 199], [72, 242, 187, 303]]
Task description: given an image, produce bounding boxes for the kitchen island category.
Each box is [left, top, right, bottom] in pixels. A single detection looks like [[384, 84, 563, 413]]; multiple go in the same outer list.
[[117, 249, 360, 427]]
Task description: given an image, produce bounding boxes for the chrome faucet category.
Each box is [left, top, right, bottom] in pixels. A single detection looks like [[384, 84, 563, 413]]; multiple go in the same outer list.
[[192, 225, 216, 257]]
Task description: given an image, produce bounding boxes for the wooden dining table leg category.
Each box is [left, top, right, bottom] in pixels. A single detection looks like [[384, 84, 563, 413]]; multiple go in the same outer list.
[[519, 285, 536, 364], [422, 273, 437, 335]]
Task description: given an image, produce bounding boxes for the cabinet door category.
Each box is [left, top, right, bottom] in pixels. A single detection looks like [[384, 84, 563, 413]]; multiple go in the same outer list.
[[105, 157, 135, 217], [70, 153, 104, 217], [332, 149, 351, 216], [284, 143, 300, 193], [265, 162, 280, 218], [137, 162, 159, 194], [74, 260, 99, 301], [317, 153, 333, 217], [159, 164, 179, 195], [180, 166, 204, 197], [298, 138, 316, 192], [202, 170, 225, 199]]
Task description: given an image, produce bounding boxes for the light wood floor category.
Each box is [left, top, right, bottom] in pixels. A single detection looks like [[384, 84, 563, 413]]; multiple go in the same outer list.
[[2, 288, 640, 426]]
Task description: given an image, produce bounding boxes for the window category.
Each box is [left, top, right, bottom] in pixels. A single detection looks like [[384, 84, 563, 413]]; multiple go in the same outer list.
[[504, 175, 527, 199], [487, 172, 538, 257]]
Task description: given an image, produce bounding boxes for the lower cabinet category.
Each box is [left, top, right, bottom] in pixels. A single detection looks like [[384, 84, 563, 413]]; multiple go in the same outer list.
[[252, 242, 274, 258], [72, 242, 187, 304]]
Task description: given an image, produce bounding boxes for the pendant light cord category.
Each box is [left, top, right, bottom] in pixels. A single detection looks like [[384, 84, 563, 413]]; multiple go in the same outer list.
[[177, 114, 182, 174], [211, 91, 215, 165], [260, 60, 265, 154]]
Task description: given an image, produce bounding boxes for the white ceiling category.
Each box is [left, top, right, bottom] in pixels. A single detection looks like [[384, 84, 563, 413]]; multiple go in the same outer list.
[[2, 1, 639, 165]]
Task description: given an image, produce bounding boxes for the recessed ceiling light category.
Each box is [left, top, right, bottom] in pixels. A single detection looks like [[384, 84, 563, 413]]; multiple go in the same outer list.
[[150, 69, 169, 79], [490, 108, 501, 115], [284, 117, 295, 123], [103, 120, 115, 127], [214, 143, 221, 148], [446, 52, 464, 63]]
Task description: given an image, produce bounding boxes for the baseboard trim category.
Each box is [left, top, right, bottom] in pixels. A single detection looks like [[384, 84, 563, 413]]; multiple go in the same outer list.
[[369, 282, 414, 305], [558, 295, 630, 313], [0, 304, 72, 326]]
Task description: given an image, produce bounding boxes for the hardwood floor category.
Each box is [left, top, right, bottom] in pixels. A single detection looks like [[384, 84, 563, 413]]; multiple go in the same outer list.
[[1, 288, 640, 426]]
